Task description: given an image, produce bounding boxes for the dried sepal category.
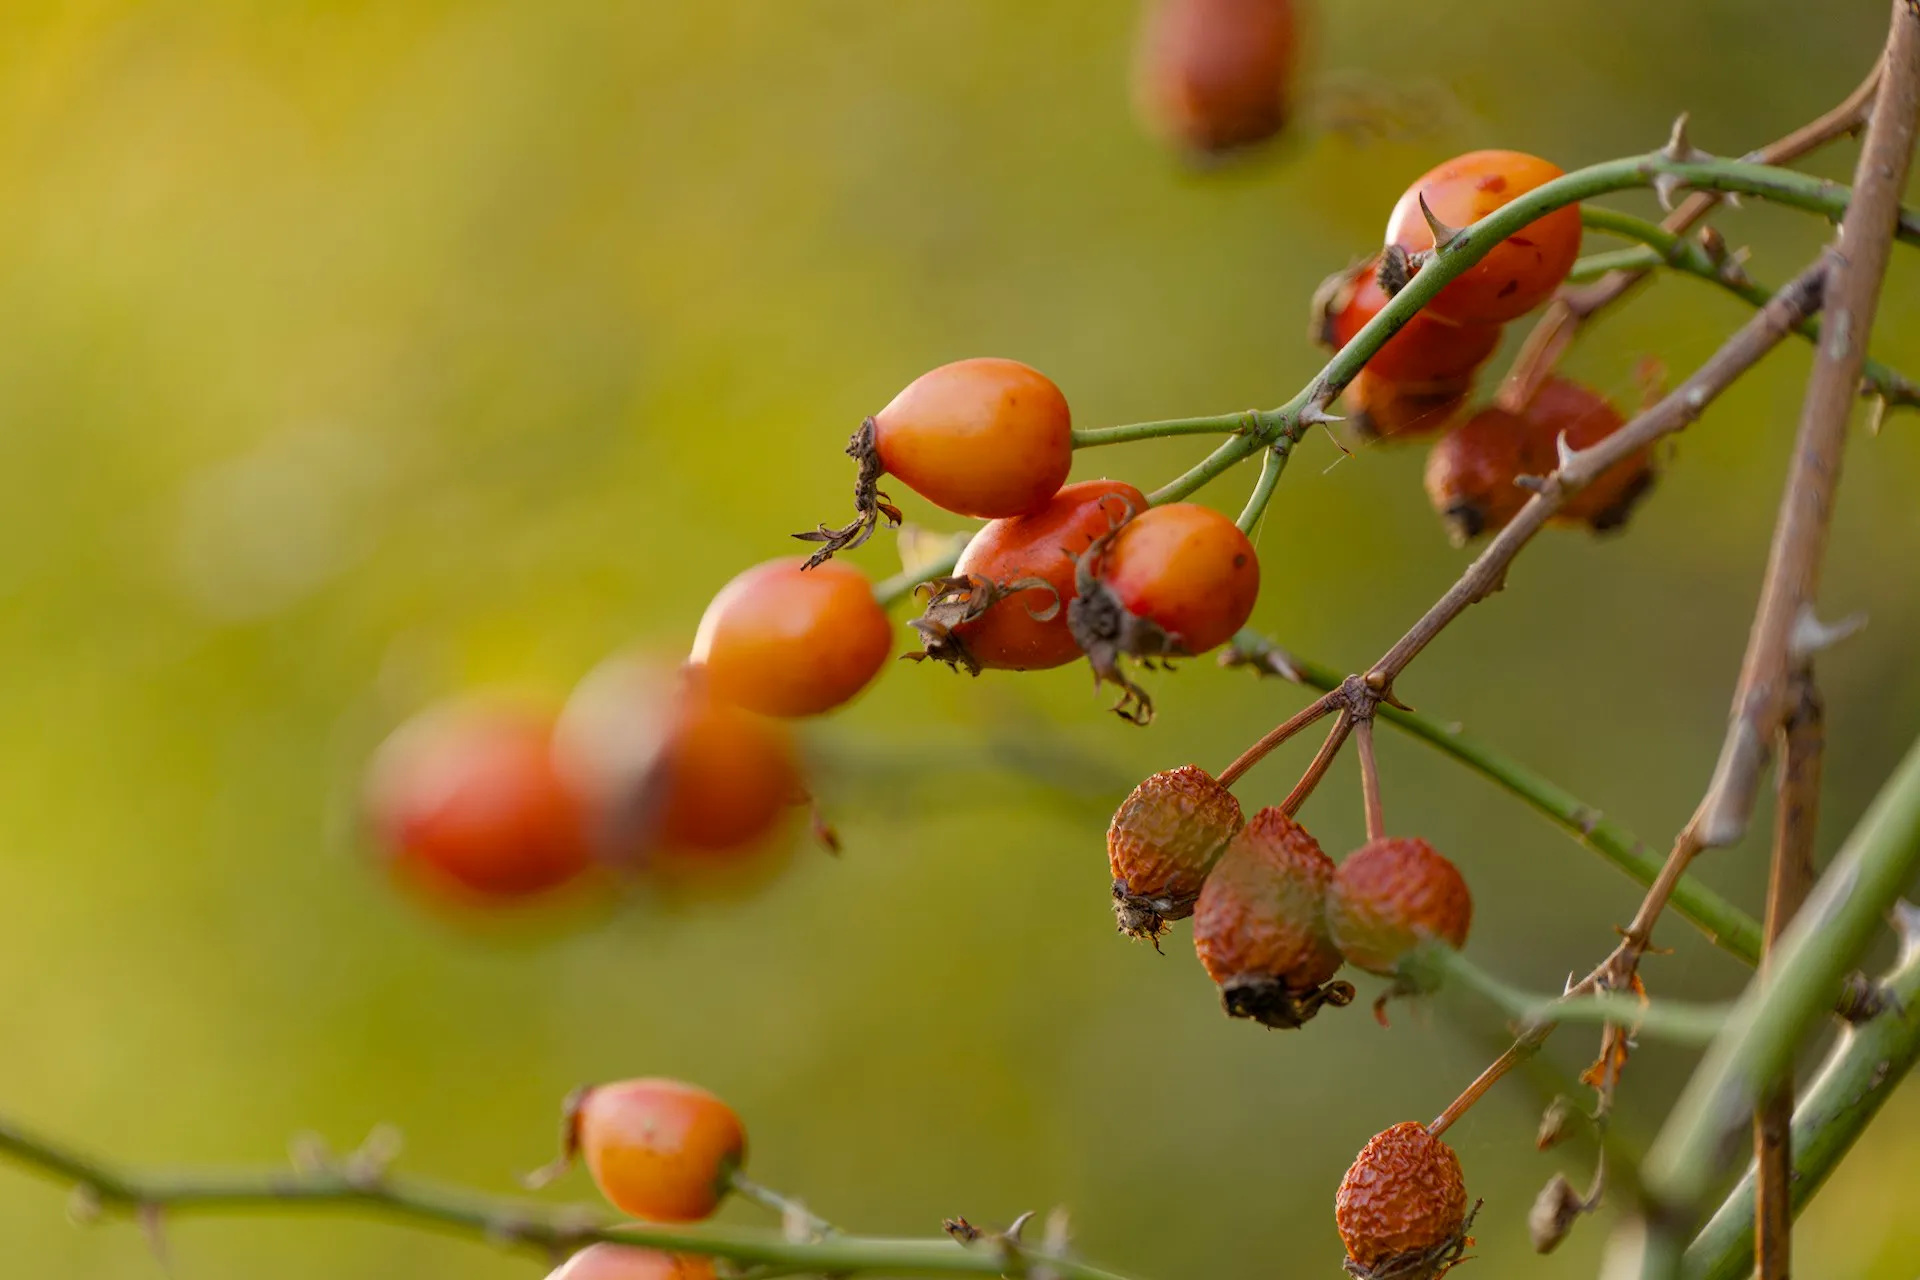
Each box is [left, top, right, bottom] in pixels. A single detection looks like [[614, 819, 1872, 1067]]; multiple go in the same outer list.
[[792, 417, 905, 568], [1065, 510, 1180, 726]]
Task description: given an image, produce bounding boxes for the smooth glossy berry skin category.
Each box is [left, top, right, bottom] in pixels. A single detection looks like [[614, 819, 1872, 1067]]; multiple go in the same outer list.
[[1523, 377, 1654, 531], [570, 1079, 746, 1223], [1423, 406, 1546, 544], [913, 480, 1145, 673], [690, 558, 892, 718], [365, 700, 593, 901], [1132, 0, 1299, 156], [1191, 808, 1350, 1028], [1099, 503, 1260, 656], [872, 358, 1073, 519], [555, 658, 801, 870], [1108, 765, 1244, 942], [1336, 1122, 1471, 1277], [1343, 369, 1476, 443], [547, 1245, 717, 1280], [1385, 150, 1582, 324], [1313, 257, 1503, 386], [1326, 836, 1473, 976]]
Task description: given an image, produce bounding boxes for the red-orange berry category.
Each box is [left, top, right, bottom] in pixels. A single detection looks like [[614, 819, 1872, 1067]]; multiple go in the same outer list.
[[547, 1245, 717, 1280], [1313, 257, 1504, 387], [554, 1079, 747, 1223], [1523, 377, 1655, 531], [1191, 808, 1352, 1028], [796, 359, 1073, 564], [555, 659, 801, 874], [909, 479, 1146, 674], [689, 558, 892, 718], [1342, 369, 1476, 443], [1335, 1122, 1472, 1278], [1423, 405, 1549, 544], [1068, 502, 1260, 723], [1132, 0, 1300, 157], [365, 699, 594, 902], [1325, 836, 1473, 976], [1385, 150, 1582, 325], [1107, 765, 1244, 943]]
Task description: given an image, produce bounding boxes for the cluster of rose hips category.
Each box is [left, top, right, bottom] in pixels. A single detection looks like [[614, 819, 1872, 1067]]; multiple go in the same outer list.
[[1311, 149, 1656, 543], [531, 1077, 746, 1279]]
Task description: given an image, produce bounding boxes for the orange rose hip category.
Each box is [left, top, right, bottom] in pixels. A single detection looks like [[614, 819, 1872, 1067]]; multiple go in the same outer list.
[[556, 1078, 747, 1223], [690, 558, 892, 717], [1132, 0, 1300, 157]]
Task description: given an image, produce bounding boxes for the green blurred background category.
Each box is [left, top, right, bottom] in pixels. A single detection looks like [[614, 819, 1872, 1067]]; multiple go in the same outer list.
[[0, 1, 1916, 1276]]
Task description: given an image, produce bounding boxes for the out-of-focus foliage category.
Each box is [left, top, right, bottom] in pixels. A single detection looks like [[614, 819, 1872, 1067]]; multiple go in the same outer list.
[[0, 2, 1916, 1277]]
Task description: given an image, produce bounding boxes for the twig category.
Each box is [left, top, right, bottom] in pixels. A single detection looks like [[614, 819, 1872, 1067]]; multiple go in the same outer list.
[[1354, 718, 1386, 842], [0, 1118, 1142, 1280], [1418, 945, 1728, 1046], [1607, 0, 1920, 1002], [1499, 61, 1885, 411], [1627, 731, 1920, 1277], [1573, 206, 1920, 408], [1753, 676, 1824, 1279], [1685, 904, 1920, 1280]]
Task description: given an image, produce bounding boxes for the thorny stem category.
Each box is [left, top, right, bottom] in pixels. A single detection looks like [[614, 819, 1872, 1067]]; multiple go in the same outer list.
[[1417, 945, 1728, 1047], [1627, 732, 1920, 1278], [1501, 59, 1886, 411], [1684, 904, 1920, 1280], [1753, 676, 1824, 1280], [1683, 8, 1920, 862], [1575, 205, 1920, 407], [1354, 718, 1386, 843], [0, 1118, 1142, 1280]]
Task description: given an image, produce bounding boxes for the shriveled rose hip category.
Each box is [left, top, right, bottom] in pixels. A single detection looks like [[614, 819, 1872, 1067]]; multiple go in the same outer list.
[[1107, 764, 1244, 943], [1336, 1121, 1472, 1278], [1325, 836, 1473, 976]]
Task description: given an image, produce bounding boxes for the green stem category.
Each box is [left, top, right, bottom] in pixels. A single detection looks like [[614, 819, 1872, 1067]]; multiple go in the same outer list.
[[1683, 907, 1920, 1280], [1069, 415, 1253, 449], [1417, 944, 1730, 1045], [0, 1117, 1142, 1279], [1230, 631, 1767, 966], [1632, 734, 1920, 1271], [1578, 206, 1920, 407], [1569, 246, 1663, 281], [1235, 443, 1292, 533]]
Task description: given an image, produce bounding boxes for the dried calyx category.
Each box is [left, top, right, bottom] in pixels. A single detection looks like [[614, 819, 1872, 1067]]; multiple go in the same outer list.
[[904, 573, 1060, 675], [791, 418, 903, 569]]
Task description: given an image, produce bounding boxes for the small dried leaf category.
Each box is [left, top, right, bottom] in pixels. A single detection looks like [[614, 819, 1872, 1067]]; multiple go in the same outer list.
[[1529, 1174, 1586, 1254]]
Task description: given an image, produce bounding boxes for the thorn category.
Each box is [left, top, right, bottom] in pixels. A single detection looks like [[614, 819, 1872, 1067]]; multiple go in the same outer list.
[[1514, 473, 1550, 494], [1004, 1210, 1037, 1242], [344, 1123, 405, 1189], [1298, 401, 1345, 427], [1554, 430, 1578, 471], [1416, 192, 1465, 252], [66, 1183, 103, 1226], [1866, 393, 1890, 436], [1661, 111, 1713, 164], [288, 1132, 334, 1174], [1790, 604, 1867, 659], [1894, 899, 1920, 958], [137, 1203, 171, 1273]]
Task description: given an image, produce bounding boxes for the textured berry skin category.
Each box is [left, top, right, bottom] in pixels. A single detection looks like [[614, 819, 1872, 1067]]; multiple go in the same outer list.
[[1108, 765, 1244, 941], [920, 480, 1146, 672], [365, 700, 593, 902], [872, 358, 1072, 519], [1192, 808, 1351, 1027], [1343, 369, 1476, 443], [1524, 377, 1654, 531], [1335, 1122, 1470, 1277], [573, 1079, 746, 1223], [1423, 406, 1547, 544], [1326, 837, 1473, 976], [1385, 150, 1582, 325], [1099, 503, 1260, 656], [690, 558, 892, 718], [1314, 257, 1503, 387], [1132, 0, 1299, 157], [547, 1244, 717, 1280]]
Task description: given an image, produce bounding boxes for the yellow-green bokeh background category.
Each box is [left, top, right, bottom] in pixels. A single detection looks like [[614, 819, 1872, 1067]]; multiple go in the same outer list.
[[0, 2, 1917, 1276]]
